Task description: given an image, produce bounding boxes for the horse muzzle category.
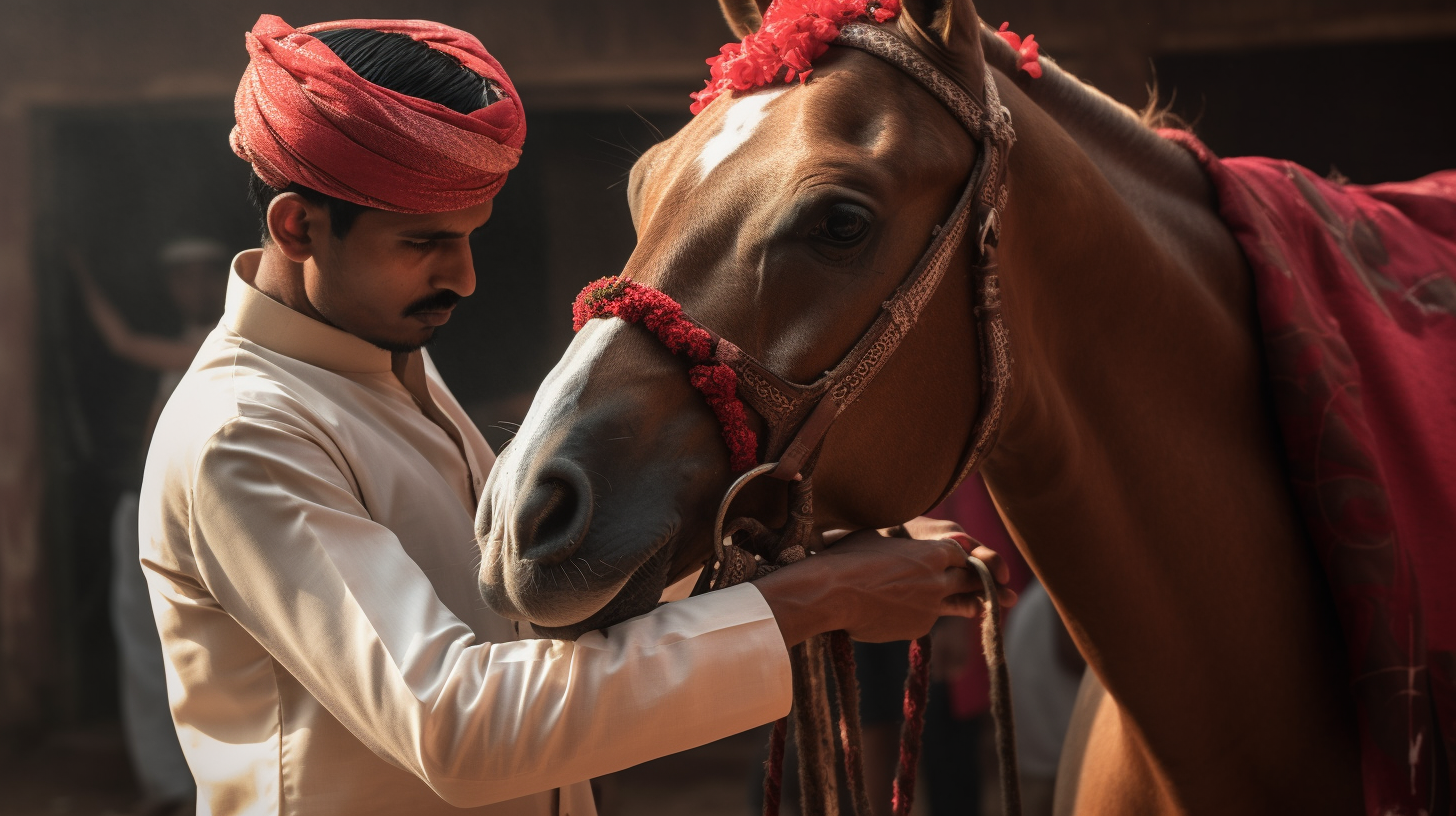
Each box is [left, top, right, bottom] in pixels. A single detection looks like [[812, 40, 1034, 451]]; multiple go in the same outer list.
[[474, 320, 729, 638]]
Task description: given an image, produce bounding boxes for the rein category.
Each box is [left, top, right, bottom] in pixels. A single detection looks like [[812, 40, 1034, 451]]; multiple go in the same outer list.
[[572, 21, 1020, 816]]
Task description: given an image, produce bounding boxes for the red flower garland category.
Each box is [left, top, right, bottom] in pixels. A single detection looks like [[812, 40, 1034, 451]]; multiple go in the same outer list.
[[996, 22, 1042, 78], [689, 0, 902, 114], [572, 277, 760, 473]]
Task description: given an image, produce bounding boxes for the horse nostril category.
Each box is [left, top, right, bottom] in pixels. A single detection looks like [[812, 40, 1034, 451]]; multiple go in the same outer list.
[[516, 460, 593, 568]]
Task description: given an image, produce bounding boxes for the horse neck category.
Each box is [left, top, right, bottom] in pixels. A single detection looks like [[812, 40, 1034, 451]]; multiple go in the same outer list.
[[973, 48, 1359, 806]]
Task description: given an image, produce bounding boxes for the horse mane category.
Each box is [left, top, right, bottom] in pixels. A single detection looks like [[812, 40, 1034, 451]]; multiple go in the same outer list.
[[978, 22, 1193, 144], [1138, 77, 1193, 131]]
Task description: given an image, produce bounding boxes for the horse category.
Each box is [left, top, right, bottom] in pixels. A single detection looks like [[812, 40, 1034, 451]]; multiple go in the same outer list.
[[473, 0, 1454, 812]]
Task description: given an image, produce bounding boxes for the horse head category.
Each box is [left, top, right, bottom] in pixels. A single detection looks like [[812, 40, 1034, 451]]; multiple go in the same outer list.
[[477, 0, 1000, 638]]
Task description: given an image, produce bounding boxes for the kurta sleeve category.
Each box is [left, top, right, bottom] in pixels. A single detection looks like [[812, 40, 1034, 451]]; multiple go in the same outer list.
[[187, 415, 792, 808]]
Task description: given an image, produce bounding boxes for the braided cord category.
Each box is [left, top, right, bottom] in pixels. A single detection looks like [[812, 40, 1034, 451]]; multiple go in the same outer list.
[[891, 634, 933, 816], [571, 276, 759, 472]]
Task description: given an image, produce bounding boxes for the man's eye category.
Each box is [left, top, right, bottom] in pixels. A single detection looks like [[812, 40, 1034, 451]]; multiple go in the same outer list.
[[406, 240, 437, 251], [811, 204, 873, 245]]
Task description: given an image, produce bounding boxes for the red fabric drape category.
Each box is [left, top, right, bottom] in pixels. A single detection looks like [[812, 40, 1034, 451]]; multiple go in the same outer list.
[[1165, 128, 1456, 816]]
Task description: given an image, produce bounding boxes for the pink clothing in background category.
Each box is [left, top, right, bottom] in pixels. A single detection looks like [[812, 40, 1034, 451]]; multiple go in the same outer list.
[[929, 474, 1031, 720]]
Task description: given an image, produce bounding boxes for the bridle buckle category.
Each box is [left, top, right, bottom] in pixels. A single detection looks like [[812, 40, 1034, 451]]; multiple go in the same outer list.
[[977, 206, 1002, 256]]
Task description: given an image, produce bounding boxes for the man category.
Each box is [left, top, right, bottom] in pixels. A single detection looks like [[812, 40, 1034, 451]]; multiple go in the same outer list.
[[140, 15, 1007, 815]]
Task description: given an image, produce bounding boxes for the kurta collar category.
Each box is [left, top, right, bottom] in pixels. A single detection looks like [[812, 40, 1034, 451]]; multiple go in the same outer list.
[[224, 249, 392, 374]]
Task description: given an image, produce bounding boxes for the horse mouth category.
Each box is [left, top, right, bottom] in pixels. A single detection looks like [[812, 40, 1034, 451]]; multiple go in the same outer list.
[[528, 546, 677, 640]]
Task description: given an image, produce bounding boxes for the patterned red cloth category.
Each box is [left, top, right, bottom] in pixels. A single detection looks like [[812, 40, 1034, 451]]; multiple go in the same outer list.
[[231, 15, 525, 213], [1165, 129, 1456, 815]]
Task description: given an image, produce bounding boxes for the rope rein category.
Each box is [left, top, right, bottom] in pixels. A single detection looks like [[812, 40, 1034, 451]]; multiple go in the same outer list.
[[720, 551, 1018, 816], [970, 553, 1022, 816]]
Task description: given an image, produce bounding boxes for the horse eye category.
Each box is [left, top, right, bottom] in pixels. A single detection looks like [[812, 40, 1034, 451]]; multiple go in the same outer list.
[[812, 204, 873, 244]]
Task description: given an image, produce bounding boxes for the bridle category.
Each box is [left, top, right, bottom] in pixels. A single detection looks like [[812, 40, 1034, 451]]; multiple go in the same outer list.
[[708, 24, 1014, 495], [575, 21, 1015, 566], [585, 20, 1016, 585], [572, 20, 1021, 816]]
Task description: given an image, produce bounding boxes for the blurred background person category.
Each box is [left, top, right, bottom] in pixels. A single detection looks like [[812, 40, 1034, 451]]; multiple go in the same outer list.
[[71, 238, 230, 816], [1004, 580, 1086, 816]]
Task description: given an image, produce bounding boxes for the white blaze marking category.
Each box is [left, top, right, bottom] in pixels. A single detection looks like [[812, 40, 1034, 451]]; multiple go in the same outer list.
[[696, 85, 791, 182], [482, 319, 628, 620], [494, 319, 625, 493]]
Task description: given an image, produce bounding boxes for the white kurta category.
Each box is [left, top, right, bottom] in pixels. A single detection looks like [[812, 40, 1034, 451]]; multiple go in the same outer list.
[[138, 250, 793, 816]]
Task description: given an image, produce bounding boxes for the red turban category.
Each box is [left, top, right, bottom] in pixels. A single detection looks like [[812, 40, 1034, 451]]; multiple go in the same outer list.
[[230, 15, 526, 214]]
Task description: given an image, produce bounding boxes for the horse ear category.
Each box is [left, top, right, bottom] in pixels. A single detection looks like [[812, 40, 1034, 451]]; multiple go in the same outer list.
[[718, 0, 771, 38], [896, 0, 986, 89]]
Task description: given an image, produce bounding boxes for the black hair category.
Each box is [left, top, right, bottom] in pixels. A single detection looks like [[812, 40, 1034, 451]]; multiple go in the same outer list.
[[248, 27, 503, 242]]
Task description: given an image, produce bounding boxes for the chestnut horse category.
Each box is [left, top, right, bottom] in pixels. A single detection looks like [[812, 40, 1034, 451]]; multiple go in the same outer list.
[[476, 0, 1367, 812]]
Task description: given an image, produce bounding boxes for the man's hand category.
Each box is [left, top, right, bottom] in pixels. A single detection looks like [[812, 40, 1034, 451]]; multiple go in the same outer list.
[[752, 523, 1017, 649]]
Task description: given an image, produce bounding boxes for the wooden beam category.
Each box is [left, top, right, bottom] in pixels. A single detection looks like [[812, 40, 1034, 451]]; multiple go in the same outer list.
[[1157, 11, 1456, 52]]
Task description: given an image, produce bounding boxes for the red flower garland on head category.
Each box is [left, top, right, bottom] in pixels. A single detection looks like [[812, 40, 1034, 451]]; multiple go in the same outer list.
[[997, 22, 1042, 78], [572, 277, 760, 473], [690, 0, 902, 114]]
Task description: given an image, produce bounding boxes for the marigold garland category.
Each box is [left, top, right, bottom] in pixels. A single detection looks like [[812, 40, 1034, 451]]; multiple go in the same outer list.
[[572, 276, 760, 473], [688, 2, 1043, 114], [689, 0, 902, 114]]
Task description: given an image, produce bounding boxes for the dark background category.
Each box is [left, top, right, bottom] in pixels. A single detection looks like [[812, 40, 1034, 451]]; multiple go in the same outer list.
[[1156, 38, 1456, 184]]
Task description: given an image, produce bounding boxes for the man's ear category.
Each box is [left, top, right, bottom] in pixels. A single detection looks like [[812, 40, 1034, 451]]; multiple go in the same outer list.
[[718, 0, 771, 39], [266, 193, 321, 264], [896, 0, 986, 94]]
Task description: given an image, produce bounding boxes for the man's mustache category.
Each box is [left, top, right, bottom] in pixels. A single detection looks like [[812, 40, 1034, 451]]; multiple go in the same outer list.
[[404, 290, 463, 316]]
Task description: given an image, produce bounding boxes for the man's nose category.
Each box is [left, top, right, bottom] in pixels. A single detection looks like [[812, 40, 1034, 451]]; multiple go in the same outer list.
[[436, 242, 477, 297]]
